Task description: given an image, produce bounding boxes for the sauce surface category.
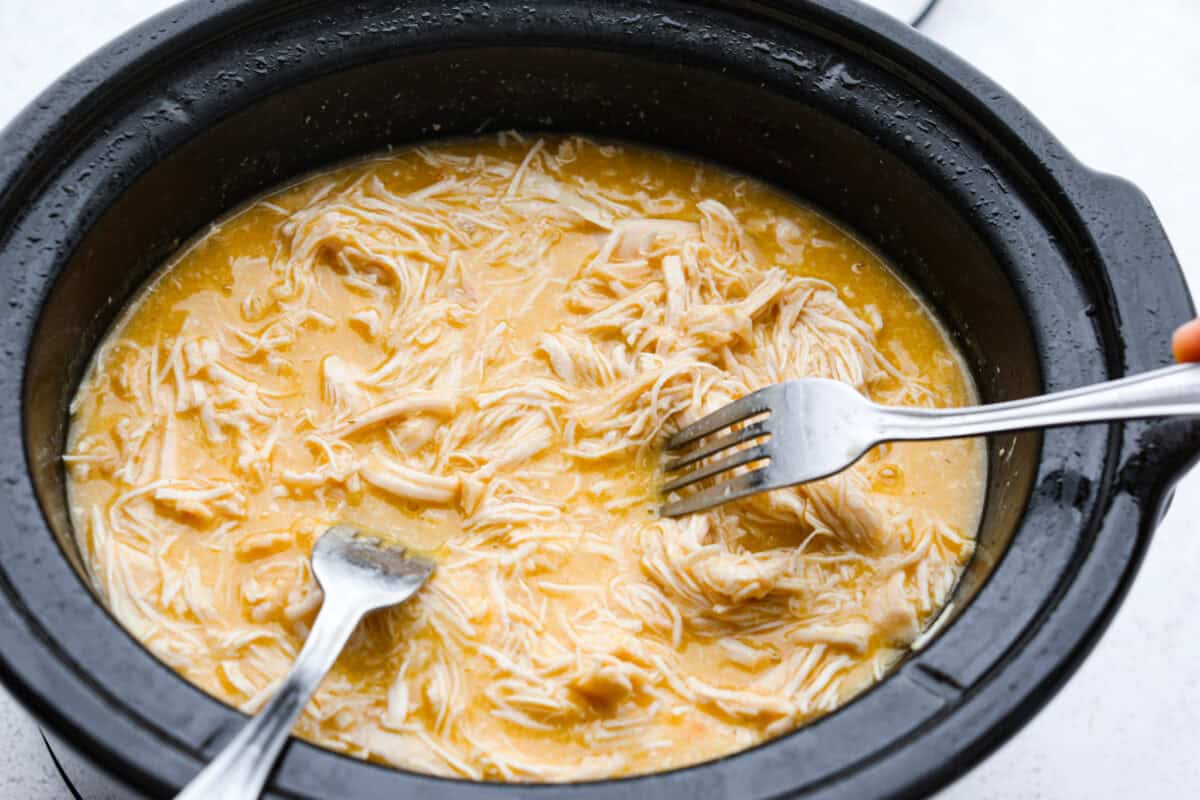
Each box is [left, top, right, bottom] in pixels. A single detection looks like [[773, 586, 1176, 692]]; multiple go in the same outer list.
[[66, 135, 984, 780]]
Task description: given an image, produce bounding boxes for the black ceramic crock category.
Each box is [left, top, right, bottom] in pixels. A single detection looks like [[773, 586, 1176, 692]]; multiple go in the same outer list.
[[0, 1, 1196, 798]]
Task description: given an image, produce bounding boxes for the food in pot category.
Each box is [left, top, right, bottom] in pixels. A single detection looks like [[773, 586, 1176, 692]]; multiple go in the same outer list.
[[65, 135, 985, 780]]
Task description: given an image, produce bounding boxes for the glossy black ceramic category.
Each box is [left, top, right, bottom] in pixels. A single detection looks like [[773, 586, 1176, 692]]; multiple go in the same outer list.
[[0, 1, 1196, 798]]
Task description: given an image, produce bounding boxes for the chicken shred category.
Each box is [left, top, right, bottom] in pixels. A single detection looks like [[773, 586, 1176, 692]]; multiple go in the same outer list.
[[66, 134, 984, 781]]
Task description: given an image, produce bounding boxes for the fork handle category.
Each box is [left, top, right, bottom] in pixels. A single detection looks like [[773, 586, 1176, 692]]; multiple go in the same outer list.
[[175, 593, 362, 800], [877, 363, 1200, 440]]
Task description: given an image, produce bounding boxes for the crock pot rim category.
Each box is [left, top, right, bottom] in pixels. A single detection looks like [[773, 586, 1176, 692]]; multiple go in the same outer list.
[[0, 2, 1196, 799]]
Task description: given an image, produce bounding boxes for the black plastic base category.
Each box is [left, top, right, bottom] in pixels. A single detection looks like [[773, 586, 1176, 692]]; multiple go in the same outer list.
[[0, 2, 1196, 799], [44, 730, 142, 800]]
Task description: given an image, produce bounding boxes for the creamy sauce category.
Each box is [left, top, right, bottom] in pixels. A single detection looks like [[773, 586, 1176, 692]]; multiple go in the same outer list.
[[66, 135, 985, 781]]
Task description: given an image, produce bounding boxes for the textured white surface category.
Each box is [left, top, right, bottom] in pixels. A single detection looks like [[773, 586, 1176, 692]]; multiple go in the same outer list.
[[1, 1, 1197, 797]]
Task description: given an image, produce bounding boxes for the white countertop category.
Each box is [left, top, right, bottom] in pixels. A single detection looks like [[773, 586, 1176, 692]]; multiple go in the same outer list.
[[2, 1, 1198, 797]]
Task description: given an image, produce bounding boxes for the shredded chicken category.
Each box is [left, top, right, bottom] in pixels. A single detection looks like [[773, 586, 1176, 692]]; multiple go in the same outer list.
[[65, 134, 984, 781]]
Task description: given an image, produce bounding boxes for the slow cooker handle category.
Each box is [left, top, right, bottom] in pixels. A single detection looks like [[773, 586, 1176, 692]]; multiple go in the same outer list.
[[1082, 172, 1200, 493]]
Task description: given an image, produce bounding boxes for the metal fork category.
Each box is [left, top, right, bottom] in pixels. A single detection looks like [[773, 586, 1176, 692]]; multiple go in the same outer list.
[[662, 363, 1200, 517], [176, 525, 434, 800]]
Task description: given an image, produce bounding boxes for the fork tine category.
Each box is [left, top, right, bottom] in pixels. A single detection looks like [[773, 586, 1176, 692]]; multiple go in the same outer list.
[[661, 443, 769, 493], [665, 387, 774, 452], [661, 467, 775, 517], [662, 420, 769, 473]]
